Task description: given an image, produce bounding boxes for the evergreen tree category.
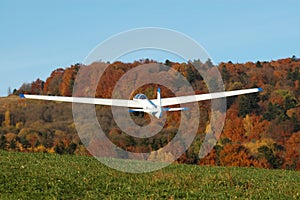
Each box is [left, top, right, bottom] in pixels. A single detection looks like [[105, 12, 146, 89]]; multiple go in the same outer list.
[[238, 92, 260, 117], [221, 66, 230, 82], [258, 146, 283, 169], [263, 103, 282, 121], [0, 135, 7, 149], [7, 87, 12, 96]]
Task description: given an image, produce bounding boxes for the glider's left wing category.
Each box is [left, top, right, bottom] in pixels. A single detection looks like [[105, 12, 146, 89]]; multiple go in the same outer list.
[[152, 88, 262, 107], [19, 94, 143, 108]]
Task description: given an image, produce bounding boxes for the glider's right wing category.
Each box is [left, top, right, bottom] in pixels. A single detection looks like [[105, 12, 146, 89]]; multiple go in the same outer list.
[[19, 94, 143, 108]]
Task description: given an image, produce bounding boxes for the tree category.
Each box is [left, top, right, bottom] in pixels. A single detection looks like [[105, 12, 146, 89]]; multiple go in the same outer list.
[[0, 135, 7, 149], [258, 146, 283, 169], [18, 136, 30, 149], [18, 83, 32, 94], [7, 87, 12, 96], [238, 92, 260, 117], [205, 58, 214, 67], [256, 61, 263, 68], [54, 141, 66, 154], [44, 68, 64, 95], [221, 66, 230, 82], [30, 79, 44, 94], [4, 110, 10, 127], [291, 113, 300, 132], [219, 143, 262, 167], [9, 139, 16, 150], [60, 65, 79, 96], [164, 59, 171, 67], [263, 103, 281, 121], [66, 143, 77, 154], [284, 132, 300, 169]]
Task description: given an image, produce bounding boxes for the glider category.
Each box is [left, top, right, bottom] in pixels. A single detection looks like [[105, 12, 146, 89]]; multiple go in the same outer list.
[[20, 88, 262, 119]]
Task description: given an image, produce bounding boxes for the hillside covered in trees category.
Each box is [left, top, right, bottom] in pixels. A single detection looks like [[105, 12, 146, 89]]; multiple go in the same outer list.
[[1, 57, 300, 170]]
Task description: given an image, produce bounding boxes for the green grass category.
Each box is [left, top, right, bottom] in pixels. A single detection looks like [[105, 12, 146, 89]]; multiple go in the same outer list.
[[0, 151, 299, 199]]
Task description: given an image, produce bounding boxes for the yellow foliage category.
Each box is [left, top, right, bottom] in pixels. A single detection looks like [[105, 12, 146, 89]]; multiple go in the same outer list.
[[47, 147, 55, 154], [243, 115, 253, 137], [4, 110, 10, 127], [34, 145, 47, 153], [74, 145, 89, 156], [243, 115, 270, 139], [243, 138, 275, 154], [287, 107, 300, 118], [5, 133, 17, 142], [16, 122, 24, 129], [15, 141, 24, 152], [18, 128, 33, 137], [148, 148, 175, 163]]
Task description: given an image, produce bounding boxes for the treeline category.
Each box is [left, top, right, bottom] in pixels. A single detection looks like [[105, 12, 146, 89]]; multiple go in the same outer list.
[[1, 57, 300, 170]]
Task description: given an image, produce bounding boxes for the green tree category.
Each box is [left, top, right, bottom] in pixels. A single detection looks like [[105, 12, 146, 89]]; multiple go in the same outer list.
[[54, 141, 66, 154], [258, 146, 283, 169], [238, 92, 260, 117], [18, 136, 30, 149], [263, 103, 281, 121], [291, 113, 300, 132], [9, 139, 16, 150], [221, 66, 230, 82], [256, 61, 262, 68], [66, 143, 77, 154], [0, 135, 7, 149]]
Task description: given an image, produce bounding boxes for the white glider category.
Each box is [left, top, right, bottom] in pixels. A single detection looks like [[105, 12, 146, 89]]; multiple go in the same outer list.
[[20, 88, 262, 119]]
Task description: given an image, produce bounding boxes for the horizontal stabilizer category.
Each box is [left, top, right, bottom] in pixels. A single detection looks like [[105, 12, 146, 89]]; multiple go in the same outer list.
[[163, 107, 189, 111], [129, 109, 147, 112]]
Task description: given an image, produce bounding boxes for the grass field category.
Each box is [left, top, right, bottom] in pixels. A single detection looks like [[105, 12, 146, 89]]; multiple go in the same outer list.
[[0, 151, 299, 199]]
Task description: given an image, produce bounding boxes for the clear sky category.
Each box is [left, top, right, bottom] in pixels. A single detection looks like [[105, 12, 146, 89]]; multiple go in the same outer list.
[[0, 0, 299, 96]]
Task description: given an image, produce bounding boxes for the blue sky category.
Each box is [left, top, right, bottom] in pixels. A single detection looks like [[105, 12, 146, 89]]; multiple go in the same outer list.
[[0, 0, 299, 96]]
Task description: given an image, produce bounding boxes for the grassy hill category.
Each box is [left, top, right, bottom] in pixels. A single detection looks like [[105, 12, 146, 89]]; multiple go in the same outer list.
[[0, 151, 299, 199]]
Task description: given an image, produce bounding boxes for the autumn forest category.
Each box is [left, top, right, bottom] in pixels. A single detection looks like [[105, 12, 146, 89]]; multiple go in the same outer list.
[[1, 57, 300, 170]]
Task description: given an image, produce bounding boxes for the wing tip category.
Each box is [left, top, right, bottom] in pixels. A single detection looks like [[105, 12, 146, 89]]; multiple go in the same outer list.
[[19, 94, 25, 99], [258, 88, 263, 92]]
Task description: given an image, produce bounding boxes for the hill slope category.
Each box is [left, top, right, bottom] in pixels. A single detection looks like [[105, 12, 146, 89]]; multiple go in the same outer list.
[[0, 151, 299, 199], [1, 58, 300, 170]]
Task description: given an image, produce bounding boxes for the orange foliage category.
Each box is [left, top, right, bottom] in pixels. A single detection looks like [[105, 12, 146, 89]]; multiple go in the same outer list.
[[284, 132, 300, 169], [219, 143, 269, 168], [44, 68, 64, 95]]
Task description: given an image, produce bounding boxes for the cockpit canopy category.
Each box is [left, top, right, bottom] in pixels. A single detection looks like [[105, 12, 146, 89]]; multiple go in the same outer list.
[[134, 94, 148, 100]]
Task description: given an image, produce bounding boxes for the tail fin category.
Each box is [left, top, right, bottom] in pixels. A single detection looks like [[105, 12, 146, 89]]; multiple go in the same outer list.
[[155, 88, 163, 118], [157, 88, 161, 108]]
